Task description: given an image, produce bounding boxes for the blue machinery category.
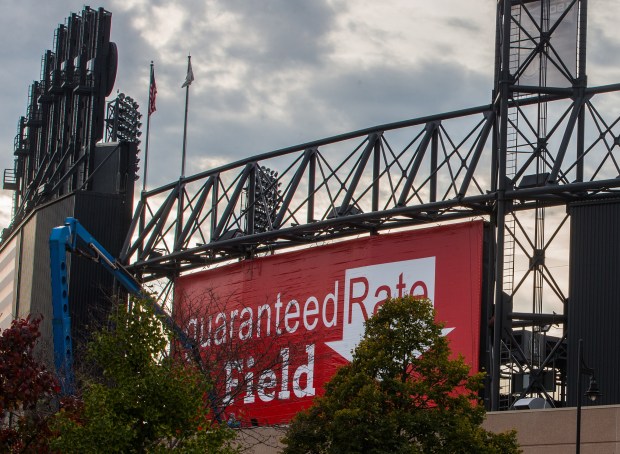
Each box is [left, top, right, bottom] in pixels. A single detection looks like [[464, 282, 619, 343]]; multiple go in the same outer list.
[[49, 217, 199, 394]]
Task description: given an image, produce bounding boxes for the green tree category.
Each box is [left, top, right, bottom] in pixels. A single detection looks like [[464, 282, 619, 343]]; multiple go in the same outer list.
[[282, 296, 520, 454], [51, 297, 238, 453]]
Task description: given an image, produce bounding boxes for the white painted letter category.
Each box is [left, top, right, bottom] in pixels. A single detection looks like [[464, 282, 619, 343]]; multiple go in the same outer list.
[[284, 300, 300, 333], [303, 296, 319, 330], [275, 294, 283, 335], [244, 356, 255, 404], [293, 344, 316, 398], [322, 281, 338, 328], [239, 307, 253, 340], [224, 360, 242, 405], [258, 369, 277, 402], [214, 312, 227, 345], [278, 348, 290, 400]]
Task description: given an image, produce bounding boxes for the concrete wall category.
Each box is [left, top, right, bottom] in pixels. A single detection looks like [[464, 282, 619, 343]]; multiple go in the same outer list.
[[237, 405, 620, 453], [483, 405, 620, 454], [235, 427, 285, 454]]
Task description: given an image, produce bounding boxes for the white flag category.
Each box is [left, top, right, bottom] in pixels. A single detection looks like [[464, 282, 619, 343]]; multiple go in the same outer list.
[[182, 57, 194, 88]]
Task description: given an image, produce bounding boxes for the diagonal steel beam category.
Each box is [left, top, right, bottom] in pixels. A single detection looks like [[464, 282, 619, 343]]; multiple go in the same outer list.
[[273, 148, 315, 229], [139, 187, 180, 261], [548, 95, 590, 183], [174, 175, 215, 251], [338, 133, 382, 213], [120, 198, 144, 262], [127, 186, 178, 261], [213, 163, 253, 239], [397, 122, 438, 207], [459, 112, 495, 198]]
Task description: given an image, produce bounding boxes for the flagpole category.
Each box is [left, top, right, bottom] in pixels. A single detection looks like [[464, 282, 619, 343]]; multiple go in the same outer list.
[[143, 61, 154, 192], [181, 54, 192, 178], [140, 61, 156, 258], [176, 54, 194, 247]]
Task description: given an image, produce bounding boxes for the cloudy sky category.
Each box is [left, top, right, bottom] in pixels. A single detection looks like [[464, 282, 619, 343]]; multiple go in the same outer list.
[[1, 0, 620, 229]]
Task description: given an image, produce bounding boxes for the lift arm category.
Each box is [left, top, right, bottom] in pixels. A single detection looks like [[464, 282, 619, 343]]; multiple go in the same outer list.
[[50, 217, 200, 394]]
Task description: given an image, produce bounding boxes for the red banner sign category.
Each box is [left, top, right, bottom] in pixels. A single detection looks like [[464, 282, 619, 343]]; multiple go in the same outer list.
[[175, 221, 485, 425]]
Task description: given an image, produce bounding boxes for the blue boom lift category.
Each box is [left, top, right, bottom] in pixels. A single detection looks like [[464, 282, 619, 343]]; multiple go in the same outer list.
[[49, 216, 200, 394]]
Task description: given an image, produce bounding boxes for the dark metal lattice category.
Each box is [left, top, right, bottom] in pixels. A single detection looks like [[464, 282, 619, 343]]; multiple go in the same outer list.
[[2, 7, 117, 236], [121, 0, 620, 410]]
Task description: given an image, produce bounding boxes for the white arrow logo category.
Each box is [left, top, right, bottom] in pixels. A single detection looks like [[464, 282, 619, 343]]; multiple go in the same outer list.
[[326, 257, 453, 361]]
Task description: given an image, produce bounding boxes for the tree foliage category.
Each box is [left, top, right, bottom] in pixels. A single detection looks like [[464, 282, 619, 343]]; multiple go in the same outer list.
[[0, 317, 59, 414], [50, 297, 238, 453], [282, 296, 520, 454], [0, 316, 60, 453]]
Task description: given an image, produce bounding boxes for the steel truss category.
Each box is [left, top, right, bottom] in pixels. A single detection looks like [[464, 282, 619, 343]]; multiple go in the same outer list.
[[124, 87, 620, 274], [122, 0, 620, 410]]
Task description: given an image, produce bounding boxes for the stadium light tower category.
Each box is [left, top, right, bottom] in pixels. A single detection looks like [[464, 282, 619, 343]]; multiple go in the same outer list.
[[251, 166, 282, 234], [105, 93, 143, 143]]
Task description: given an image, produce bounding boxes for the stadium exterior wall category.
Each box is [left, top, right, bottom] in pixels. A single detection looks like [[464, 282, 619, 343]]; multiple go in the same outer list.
[[568, 199, 620, 406], [235, 405, 620, 454], [0, 190, 131, 365]]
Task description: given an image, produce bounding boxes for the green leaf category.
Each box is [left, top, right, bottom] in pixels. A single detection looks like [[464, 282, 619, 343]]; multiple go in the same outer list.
[[50, 297, 239, 453], [283, 296, 521, 454]]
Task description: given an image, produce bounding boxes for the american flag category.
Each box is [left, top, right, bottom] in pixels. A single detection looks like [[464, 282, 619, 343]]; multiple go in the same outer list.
[[148, 65, 157, 116]]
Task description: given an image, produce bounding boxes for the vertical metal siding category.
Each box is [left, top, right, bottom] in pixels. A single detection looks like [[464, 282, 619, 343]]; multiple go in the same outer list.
[[69, 192, 131, 349], [568, 199, 620, 406], [0, 235, 18, 330], [9, 192, 130, 366], [481, 223, 495, 409]]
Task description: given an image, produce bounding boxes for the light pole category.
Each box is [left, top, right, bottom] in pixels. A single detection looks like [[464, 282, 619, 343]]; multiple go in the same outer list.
[[575, 338, 601, 454]]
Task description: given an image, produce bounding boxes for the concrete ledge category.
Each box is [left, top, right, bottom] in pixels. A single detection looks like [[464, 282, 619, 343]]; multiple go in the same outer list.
[[235, 405, 620, 453], [483, 404, 620, 454]]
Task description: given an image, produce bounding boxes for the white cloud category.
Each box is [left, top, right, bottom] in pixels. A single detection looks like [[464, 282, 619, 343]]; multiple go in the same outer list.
[[133, 4, 188, 52], [3, 1, 620, 213]]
